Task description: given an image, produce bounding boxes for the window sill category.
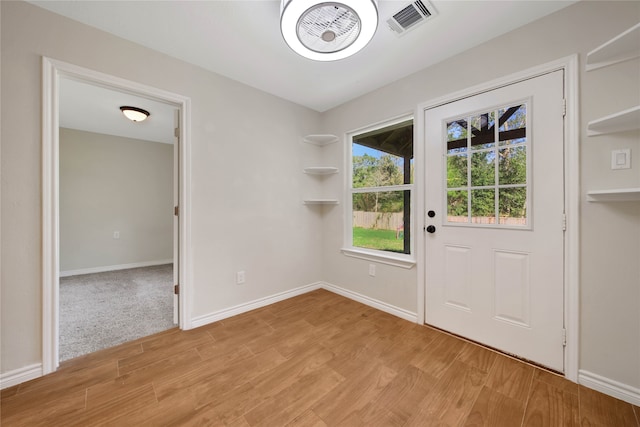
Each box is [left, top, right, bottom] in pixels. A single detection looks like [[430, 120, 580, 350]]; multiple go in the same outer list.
[[340, 247, 416, 269]]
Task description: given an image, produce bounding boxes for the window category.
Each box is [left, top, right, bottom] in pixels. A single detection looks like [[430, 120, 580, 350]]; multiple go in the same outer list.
[[446, 103, 529, 227], [346, 118, 414, 262]]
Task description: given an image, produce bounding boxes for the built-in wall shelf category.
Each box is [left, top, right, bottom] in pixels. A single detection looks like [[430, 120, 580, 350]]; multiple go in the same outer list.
[[584, 25, 640, 205], [302, 134, 339, 146], [586, 23, 640, 71], [303, 199, 339, 205], [587, 105, 640, 136], [587, 188, 640, 202], [303, 167, 339, 175], [303, 134, 339, 208]]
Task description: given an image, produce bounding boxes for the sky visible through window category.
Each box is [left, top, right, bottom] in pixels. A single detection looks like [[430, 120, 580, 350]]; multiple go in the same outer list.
[[353, 144, 380, 158]]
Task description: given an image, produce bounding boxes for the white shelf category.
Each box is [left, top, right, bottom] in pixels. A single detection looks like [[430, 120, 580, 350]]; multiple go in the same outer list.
[[587, 105, 640, 136], [303, 199, 339, 205], [302, 134, 339, 146], [302, 135, 339, 207], [587, 188, 640, 202], [303, 167, 339, 175], [586, 23, 640, 71]]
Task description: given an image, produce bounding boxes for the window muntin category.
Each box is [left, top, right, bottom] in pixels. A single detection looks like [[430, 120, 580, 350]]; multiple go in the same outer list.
[[445, 103, 528, 227], [349, 119, 413, 255]]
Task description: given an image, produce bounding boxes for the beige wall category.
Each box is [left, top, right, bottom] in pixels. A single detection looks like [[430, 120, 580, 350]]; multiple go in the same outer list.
[[320, 1, 640, 391], [59, 128, 173, 272], [1, 1, 323, 373]]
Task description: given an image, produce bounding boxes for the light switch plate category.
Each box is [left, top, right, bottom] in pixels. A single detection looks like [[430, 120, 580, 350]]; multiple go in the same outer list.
[[611, 149, 631, 170]]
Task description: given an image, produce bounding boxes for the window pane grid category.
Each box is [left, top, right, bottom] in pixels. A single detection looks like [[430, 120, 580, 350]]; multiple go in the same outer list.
[[445, 103, 528, 227]]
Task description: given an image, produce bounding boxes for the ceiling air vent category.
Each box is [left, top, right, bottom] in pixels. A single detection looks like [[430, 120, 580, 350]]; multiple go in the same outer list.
[[387, 0, 437, 36]]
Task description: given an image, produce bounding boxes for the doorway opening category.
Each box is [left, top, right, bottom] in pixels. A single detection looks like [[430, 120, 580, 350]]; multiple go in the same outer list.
[[58, 77, 179, 360], [42, 57, 192, 373]]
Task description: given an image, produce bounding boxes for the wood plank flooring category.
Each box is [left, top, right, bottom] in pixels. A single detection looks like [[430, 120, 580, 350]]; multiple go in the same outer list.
[[2, 289, 638, 426]]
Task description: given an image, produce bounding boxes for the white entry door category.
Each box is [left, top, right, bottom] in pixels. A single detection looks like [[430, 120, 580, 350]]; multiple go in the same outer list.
[[424, 71, 565, 371]]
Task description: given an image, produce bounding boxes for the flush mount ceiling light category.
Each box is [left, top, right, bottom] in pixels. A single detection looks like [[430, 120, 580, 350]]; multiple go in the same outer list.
[[280, 0, 378, 61], [120, 106, 150, 122]]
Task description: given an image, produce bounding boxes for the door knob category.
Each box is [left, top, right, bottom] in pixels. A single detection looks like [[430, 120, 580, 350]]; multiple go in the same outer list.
[[428, 210, 436, 218], [426, 225, 436, 233]]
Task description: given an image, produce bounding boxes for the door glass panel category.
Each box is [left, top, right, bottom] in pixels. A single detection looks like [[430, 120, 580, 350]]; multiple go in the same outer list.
[[470, 151, 495, 186], [499, 105, 526, 145], [447, 154, 468, 187], [471, 189, 495, 224], [499, 187, 527, 225], [447, 121, 467, 154], [444, 103, 528, 227], [499, 146, 526, 185], [470, 112, 495, 151], [447, 190, 468, 223]]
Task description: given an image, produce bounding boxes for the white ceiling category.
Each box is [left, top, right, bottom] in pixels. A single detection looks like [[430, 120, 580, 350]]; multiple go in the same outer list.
[[32, 0, 576, 113], [35, 1, 576, 144], [60, 78, 177, 144]]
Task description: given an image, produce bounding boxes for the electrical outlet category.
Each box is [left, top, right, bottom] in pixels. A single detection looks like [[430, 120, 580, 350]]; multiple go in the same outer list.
[[236, 271, 246, 284], [113, 231, 120, 239], [369, 264, 376, 277]]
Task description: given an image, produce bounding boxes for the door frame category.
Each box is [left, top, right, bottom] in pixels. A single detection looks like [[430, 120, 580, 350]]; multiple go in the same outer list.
[[415, 55, 579, 381], [42, 57, 193, 374]]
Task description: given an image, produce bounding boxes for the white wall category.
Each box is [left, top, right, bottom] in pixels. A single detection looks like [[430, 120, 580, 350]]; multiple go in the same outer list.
[[320, 1, 640, 393], [1, 1, 323, 374], [59, 128, 174, 273]]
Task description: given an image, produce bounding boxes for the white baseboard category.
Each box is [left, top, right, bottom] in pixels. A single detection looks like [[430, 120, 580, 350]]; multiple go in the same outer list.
[[190, 282, 323, 328], [60, 259, 173, 277], [320, 281, 418, 323], [0, 363, 43, 390], [579, 369, 640, 406], [190, 281, 417, 329]]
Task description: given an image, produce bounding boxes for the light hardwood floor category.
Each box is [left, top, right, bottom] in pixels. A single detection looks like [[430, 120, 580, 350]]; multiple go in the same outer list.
[[2, 289, 638, 426]]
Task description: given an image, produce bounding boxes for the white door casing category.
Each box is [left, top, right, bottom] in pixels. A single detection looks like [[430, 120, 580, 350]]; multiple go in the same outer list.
[[424, 70, 565, 372], [42, 57, 192, 374]]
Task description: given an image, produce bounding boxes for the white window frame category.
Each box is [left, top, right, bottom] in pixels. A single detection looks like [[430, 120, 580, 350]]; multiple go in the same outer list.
[[341, 114, 416, 269]]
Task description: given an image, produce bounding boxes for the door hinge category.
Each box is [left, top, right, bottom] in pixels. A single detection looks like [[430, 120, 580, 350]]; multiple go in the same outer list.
[[562, 328, 567, 347], [562, 213, 567, 231], [562, 99, 567, 117], [174, 127, 180, 138], [174, 284, 180, 295], [174, 206, 179, 216]]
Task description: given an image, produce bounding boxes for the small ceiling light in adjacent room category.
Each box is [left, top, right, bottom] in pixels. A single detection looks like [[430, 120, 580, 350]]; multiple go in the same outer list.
[[120, 106, 150, 122], [280, 0, 378, 61]]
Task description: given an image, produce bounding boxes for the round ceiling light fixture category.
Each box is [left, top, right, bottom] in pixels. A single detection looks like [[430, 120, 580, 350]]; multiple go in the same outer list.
[[120, 106, 150, 122], [280, 0, 378, 61]]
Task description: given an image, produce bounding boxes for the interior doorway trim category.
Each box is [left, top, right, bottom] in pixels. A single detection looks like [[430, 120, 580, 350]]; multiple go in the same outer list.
[[42, 57, 193, 374], [414, 55, 579, 382]]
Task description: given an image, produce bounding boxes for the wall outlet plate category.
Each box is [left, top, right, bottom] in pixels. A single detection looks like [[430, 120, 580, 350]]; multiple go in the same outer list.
[[236, 271, 246, 284]]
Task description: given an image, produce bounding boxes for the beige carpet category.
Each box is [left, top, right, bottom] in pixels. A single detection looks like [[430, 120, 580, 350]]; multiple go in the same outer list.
[[59, 264, 175, 361]]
